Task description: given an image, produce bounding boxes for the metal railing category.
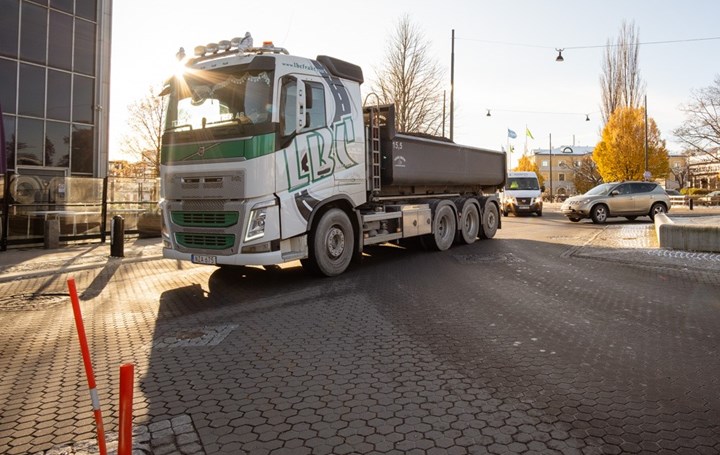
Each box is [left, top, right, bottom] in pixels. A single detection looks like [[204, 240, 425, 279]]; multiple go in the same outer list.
[[1, 173, 160, 249]]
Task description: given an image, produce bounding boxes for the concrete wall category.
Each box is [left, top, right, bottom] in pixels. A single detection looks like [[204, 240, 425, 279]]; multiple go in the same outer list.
[[654, 213, 720, 253]]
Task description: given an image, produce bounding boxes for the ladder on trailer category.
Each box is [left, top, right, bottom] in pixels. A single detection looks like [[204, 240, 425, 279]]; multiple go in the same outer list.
[[363, 94, 383, 196]]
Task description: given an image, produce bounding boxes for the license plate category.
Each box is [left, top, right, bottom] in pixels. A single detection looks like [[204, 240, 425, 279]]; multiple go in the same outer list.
[[191, 254, 217, 265]]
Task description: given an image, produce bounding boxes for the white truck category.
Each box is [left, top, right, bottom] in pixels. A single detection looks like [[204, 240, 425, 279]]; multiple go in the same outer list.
[[501, 171, 543, 217], [159, 36, 507, 276]]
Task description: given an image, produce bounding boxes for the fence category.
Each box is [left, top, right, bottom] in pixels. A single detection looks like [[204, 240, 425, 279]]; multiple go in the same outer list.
[[1, 173, 160, 249]]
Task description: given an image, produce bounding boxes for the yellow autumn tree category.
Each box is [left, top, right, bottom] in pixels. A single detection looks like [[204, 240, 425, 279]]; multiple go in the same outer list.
[[593, 106, 669, 181], [513, 154, 545, 187]]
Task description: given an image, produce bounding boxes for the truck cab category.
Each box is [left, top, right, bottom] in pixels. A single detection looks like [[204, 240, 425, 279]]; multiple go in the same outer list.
[[502, 171, 543, 216]]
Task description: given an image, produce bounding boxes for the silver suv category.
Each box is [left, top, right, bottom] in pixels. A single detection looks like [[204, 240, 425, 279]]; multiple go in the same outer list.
[[560, 181, 670, 224]]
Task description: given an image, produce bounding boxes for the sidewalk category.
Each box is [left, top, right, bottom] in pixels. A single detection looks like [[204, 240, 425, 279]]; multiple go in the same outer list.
[[0, 236, 163, 283]]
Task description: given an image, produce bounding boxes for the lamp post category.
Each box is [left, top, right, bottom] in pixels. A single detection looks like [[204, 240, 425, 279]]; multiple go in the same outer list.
[[549, 133, 553, 202], [450, 29, 455, 142], [643, 94, 650, 181]]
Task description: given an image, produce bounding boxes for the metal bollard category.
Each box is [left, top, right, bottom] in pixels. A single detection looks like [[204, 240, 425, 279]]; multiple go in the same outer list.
[[110, 215, 124, 258], [689, 198, 694, 210]]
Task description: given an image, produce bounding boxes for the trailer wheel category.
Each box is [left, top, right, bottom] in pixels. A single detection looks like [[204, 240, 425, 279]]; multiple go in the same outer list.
[[422, 203, 456, 251], [308, 208, 354, 277], [480, 201, 499, 239], [457, 200, 480, 244]]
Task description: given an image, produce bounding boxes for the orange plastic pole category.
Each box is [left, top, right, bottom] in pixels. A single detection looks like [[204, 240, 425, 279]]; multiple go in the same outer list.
[[68, 278, 107, 455], [118, 363, 134, 455]]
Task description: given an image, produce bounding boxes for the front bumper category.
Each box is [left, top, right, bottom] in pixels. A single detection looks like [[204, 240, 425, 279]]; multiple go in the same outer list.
[[505, 201, 542, 213], [560, 203, 590, 218]]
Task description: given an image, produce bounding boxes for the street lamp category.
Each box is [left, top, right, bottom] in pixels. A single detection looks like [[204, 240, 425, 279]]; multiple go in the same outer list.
[[555, 49, 564, 62], [548, 133, 553, 202]]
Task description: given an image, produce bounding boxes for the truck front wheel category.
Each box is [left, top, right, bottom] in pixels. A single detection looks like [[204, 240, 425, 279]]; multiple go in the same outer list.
[[307, 208, 354, 277]]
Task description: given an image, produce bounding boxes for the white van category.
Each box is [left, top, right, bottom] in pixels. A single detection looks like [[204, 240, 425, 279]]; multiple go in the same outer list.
[[502, 171, 543, 216]]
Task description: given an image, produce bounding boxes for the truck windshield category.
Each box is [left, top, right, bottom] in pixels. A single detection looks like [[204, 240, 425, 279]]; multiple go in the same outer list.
[[506, 177, 539, 191], [165, 70, 274, 132]]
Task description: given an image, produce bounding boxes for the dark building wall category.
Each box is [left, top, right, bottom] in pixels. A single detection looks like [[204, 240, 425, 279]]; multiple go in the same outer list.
[[0, 0, 111, 178]]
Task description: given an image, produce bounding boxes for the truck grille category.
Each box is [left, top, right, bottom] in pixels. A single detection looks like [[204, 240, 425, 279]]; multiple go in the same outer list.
[[175, 233, 235, 250], [171, 211, 239, 228], [518, 198, 531, 205]]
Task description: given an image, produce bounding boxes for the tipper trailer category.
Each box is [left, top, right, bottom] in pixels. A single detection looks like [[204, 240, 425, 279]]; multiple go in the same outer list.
[[159, 35, 507, 276]]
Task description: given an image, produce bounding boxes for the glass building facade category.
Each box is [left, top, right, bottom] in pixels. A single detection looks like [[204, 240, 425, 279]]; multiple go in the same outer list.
[[0, 0, 111, 178]]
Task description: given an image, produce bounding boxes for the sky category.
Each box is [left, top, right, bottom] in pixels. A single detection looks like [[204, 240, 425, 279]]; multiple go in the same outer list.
[[108, 0, 720, 167]]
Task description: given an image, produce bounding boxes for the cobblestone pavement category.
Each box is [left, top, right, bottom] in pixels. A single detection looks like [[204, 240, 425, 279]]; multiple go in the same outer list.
[[1, 211, 719, 454]]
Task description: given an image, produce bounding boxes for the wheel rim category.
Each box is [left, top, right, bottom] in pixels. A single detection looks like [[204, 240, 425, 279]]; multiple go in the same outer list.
[[595, 206, 607, 222], [325, 226, 345, 259], [653, 205, 665, 215], [487, 210, 496, 229]]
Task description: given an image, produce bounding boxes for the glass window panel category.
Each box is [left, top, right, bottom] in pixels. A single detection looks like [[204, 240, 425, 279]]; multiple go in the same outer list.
[[73, 18, 95, 75], [75, 0, 96, 20], [16, 117, 44, 166], [45, 120, 70, 167], [70, 123, 93, 173], [50, 0, 73, 13], [47, 70, 71, 120], [72, 74, 93, 123], [20, 2, 47, 64], [0, 0, 19, 58], [48, 10, 73, 70], [0, 58, 17, 113], [18, 64, 46, 117], [3, 115, 16, 170]]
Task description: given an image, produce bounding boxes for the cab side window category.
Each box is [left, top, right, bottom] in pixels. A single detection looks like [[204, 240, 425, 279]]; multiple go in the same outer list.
[[304, 81, 326, 131], [280, 79, 297, 136]]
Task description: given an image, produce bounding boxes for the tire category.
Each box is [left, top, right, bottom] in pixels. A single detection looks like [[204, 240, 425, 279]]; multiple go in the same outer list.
[[625, 216, 637, 221], [590, 204, 608, 224], [649, 202, 667, 221], [457, 200, 480, 245], [422, 203, 456, 251], [502, 209, 509, 217], [307, 208, 354, 277], [536, 209, 543, 217], [480, 201, 499, 239], [568, 217, 581, 223]]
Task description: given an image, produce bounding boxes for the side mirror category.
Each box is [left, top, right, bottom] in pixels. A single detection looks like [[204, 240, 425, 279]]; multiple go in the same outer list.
[[610, 190, 620, 196], [540, 185, 546, 192]]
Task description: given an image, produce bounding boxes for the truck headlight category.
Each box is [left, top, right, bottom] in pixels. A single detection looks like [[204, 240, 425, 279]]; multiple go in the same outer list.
[[245, 200, 276, 242]]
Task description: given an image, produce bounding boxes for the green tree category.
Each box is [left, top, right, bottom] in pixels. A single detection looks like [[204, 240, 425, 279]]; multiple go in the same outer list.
[[513, 154, 544, 188], [593, 106, 669, 181]]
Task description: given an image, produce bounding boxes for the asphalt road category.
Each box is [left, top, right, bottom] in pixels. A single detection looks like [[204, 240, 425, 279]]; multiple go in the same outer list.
[[1, 210, 719, 454]]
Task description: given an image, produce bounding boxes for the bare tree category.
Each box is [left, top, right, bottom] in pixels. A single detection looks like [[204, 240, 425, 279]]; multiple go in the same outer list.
[[674, 75, 720, 161], [370, 15, 446, 135], [600, 21, 645, 124], [572, 156, 603, 194], [120, 85, 166, 176]]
